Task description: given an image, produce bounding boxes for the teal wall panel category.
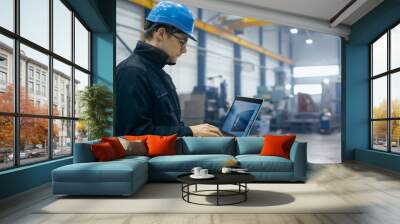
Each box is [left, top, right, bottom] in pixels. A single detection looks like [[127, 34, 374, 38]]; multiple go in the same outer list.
[[92, 33, 114, 88], [355, 149, 400, 172], [0, 158, 72, 199], [345, 0, 400, 171]]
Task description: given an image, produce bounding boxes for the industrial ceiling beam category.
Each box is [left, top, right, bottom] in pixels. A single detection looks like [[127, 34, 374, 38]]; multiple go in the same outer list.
[[174, 0, 351, 38], [225, 18, 273, 30], [130, 0, 293, 64], [329, 0, 368, 27]]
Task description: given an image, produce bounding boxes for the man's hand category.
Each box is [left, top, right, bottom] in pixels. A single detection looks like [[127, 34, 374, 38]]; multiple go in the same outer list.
[[189, 123, 223, 137]]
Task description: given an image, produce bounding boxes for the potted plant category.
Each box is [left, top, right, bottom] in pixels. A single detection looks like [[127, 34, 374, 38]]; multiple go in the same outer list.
[[79, 84, 113, 140]]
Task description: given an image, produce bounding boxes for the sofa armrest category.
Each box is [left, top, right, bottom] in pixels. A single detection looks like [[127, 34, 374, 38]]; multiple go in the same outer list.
[[289, 141, 307, 181], [73, 140, 100, 163]]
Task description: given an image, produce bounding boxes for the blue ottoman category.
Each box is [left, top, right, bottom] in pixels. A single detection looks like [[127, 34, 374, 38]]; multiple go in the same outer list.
[[52, 156, 148, 196]]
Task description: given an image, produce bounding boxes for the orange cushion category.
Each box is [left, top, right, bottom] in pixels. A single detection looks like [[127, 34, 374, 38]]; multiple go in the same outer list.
[[259, 134, 296, 159], [101, 137, 126, 158], [91, 142, 118, 161], [146, 134, 177, 157]]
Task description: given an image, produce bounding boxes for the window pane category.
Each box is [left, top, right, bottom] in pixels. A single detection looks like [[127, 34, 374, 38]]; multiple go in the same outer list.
[[391, 24, 400, 70], [20, 44, 49, 115], [372, 77, 387, 119], [75, 18, 89, 70], [20, 117, 49, 165], [53, 119, 72, 158], [53, 59, 72, 117], [75, 120, 88, 143], [53, 0, 72, 60], [0, 0, 14, 31], [372, 121, 388, 151], [391, 120, 400, 153], [0, 116, 14, 170], [20, 0, 49, 49], [372, 33, 387, 76], [391, 72, 400, 118], [0, 35, 14, 113], [74, 69, 89, 118]]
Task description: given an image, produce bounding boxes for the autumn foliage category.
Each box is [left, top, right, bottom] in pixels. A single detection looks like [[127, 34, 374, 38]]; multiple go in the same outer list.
[[372, 99, 400, 141], [0, 84, 59, 151]]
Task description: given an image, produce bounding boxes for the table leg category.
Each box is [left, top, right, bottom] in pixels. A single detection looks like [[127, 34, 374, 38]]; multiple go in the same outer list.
[[245, 183, 247, 201], [217, 184, 219, 206]]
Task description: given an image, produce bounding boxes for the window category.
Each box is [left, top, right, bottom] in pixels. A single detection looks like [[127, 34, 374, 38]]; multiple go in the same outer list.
[[0, 54, 7, 86], [42, 85, 46, 97], [29, 67, 34, 80], [0, 34, 13, 113], [0, 0, 14, 32], [20, 0, 49, 49], [0, 71, 6, 85], [0, 55, 7, 67], [28, 81, 34, 94], [370, 22, 400, 154], [35, 70, 41, 81], [36, 83, 40, 95], [0, 0, 91, 170], [75, 17, 89, 70], [53, 0, 72, 60], [53, 59, 72, 117]]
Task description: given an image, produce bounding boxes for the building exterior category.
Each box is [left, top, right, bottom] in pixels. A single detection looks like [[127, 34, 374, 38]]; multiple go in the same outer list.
[[0, 41, 77, 153]]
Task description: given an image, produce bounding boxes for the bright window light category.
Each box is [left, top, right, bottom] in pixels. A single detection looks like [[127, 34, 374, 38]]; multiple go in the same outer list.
[[293, 65, 339, 78], [290, 28, 298, 34], [294, 84, 322, 95], [306, 38, 313, 44]]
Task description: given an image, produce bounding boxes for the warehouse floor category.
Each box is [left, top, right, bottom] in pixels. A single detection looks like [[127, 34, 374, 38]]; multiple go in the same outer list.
[[297, 132, 342, 164]]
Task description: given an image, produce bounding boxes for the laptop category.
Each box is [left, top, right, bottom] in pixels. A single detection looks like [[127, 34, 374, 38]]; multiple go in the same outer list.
[[220, 96, 263, 137]]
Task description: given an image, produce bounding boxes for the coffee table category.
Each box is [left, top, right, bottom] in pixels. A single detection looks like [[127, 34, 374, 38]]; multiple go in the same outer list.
[[177, 172, 255, 206]]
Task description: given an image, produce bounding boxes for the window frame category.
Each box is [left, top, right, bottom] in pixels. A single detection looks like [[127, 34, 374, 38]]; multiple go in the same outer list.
[[0, 0, 92, 171], [370, 20, 400, 154]]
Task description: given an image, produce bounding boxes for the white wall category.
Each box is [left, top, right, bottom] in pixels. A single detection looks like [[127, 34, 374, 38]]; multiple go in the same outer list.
[[116, 0, 143, 64], [163, 38, 198, 94], [206, 34, 234, 103], [240, 47, 259, 97], [293, 32, 340, 67]]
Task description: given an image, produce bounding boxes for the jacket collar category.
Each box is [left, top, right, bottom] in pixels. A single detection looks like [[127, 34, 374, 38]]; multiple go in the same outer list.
[[133, 41, 169, 69]]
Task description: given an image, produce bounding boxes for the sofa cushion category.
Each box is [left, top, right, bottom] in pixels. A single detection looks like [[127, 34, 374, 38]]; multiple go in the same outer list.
[[118, 138, 147, 156], [236, 137, 263, 155], [148, 154, 235, 172], [101, 137, 127, 158], [147, 134, 177, 157], [236, 155, 293, 172], [91, 142, 118, 161], [52, 158, 147, 183], [177, 137, 235, 155], [260, 135, 296, 159]]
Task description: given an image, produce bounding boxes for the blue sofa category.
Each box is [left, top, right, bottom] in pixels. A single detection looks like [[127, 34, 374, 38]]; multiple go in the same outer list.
[[52, 137, 307, 196]]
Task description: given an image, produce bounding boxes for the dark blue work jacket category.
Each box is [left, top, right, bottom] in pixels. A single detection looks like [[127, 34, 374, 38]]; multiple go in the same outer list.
[[115, 41, 193, 137]]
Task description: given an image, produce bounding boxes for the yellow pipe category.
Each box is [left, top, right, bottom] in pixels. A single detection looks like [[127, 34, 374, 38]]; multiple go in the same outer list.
[[130, 0, 293, 65], [227, 18, 273, 29]]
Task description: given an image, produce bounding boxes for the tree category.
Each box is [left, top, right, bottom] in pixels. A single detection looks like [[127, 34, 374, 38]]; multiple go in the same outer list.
[[0, 84, 59, 151]]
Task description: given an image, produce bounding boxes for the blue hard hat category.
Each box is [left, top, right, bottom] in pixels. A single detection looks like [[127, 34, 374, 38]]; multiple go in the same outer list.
[[146, 1, 197, 41]]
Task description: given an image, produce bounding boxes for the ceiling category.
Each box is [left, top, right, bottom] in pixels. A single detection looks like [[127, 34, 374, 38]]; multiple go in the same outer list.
[[175, 0, 384, 38]]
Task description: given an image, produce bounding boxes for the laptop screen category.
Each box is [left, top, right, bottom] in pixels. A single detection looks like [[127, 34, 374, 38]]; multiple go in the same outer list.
[[221, 97, 263, 137]]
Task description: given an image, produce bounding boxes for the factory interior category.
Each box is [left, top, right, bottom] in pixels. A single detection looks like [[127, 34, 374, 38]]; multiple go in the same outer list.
[[1, 0, 400, 223]]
